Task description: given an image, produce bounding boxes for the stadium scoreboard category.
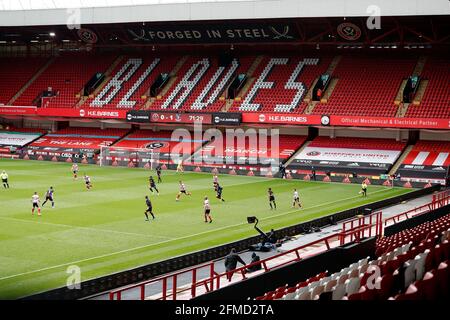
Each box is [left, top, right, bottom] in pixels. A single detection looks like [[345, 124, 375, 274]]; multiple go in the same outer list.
[[150, 112, 211, 124]]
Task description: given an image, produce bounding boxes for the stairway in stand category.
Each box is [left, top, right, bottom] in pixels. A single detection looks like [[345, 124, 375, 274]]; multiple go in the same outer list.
[[75, 55, 125, 108], [222, 55, 264, 112], [388, 144, 414, 176], [305, 56, 341, 114], [395, 56, 428, 117], [143, 55, 189, 110], [7, 57, 55, 105]]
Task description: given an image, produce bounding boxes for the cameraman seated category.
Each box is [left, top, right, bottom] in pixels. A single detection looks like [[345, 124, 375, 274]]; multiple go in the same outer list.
[[246, 253, 262, 273]]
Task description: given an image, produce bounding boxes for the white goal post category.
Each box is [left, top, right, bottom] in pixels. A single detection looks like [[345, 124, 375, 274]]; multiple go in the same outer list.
[[99, 145, 160, 169]]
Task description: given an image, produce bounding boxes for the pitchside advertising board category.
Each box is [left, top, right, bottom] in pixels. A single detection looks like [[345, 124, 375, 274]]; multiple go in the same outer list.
[[242, 113, 323, 125], [36, 108, 128, 119], [126, 110, 151, 123], [1, 107, 449, 129], [24, 145, 97, 162], [211, 113, 242, 125], [330, 116, 450, 129], [292, 147, 402, 170], [398, 151, 450, 179]]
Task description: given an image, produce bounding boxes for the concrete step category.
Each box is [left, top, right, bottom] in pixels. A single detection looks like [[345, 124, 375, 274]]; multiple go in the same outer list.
[[413, 56, 427, 76], [284, 140, 311, 167], [326, 55, 342, 74], [304, 101, 318, 115], [388, 144, 414, 176], [320, 78, 339, 102], [411, 79, 429, 104], [395, 102, 410, 117]]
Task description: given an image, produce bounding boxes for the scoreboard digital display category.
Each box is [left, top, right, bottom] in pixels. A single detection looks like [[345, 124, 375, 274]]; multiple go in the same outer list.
[[150, 112, 212, 124]]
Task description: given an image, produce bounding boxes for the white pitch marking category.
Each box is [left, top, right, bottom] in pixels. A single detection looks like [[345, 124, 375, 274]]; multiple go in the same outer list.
[[0, 187, 395, 281]]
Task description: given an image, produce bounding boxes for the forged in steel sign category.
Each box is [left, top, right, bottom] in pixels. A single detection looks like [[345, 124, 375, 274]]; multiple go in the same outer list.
[[128, 23, 299, 44]]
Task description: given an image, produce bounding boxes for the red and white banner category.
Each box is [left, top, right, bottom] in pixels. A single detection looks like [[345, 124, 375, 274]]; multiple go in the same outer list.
[[0, 106, 37, 115], [242, 113, 322, 125], [36, 108, 128, 119], [404, 150, 450, 166], [30, 137, 116, 149], [330, 116, 450, 130]]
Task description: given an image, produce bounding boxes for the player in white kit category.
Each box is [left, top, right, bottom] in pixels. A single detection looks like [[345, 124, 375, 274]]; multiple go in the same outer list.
[[84, 174, 92, 190], [292, 189, 302, 209], [31, 192, 41, 216], [203, 196, 213, 223]]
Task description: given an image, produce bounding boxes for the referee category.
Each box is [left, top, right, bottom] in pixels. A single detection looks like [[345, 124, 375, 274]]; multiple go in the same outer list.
[[1, 170, 9, 189], [360, 182, 368, 197]]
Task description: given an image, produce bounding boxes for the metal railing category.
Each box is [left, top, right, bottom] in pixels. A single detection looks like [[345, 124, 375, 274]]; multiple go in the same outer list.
[[109, 222, 378, 300], [384, 190, 450, 226]]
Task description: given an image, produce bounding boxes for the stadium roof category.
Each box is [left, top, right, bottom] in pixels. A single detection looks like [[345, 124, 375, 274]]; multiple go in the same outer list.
[[0, 0, 247, 11], [0, 0, 449, 26]]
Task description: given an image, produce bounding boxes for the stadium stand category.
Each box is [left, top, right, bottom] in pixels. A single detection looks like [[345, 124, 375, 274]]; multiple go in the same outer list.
[[190, 134, 307, 167], [405, 58, 450, 118], [312, 55, 417, 117], [398, 140, 450, 180], [112, 129, 207, 157], [2, 54, 449, 120], [0, 57, 48, 105], [151, 56, 255, 112], [27, 127, 129, 150], [85, 55, 179, 109], [13, 54, 117, 108], [308, 136, 405, 150], [254, 213, 450, 300], [0, 126, 48, 134], [289, 136, 406, 175], [231, 56, 331, 113], [0, 126, 48, 157]]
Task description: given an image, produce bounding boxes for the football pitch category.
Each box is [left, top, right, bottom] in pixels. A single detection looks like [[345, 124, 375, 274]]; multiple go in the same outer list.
[[0, 159, 413, 299]]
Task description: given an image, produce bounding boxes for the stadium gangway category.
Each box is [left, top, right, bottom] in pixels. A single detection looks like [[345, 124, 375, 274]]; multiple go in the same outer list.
[[384, 190, 450, 227], [109, 223, 377, 300]]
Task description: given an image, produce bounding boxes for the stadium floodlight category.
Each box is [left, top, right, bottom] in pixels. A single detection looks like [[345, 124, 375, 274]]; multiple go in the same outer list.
[[49, 32, 55, 37]]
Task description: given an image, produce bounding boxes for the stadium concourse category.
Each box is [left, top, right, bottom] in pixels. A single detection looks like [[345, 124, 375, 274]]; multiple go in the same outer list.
[[0, 0, 449, 305]]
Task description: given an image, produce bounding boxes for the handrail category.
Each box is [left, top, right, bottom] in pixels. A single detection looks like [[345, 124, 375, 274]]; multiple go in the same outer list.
[[109, 191, 450, 300], [384, 194, 450, 226], [187, 224, 375, 300], [109, 222, 377, 300]]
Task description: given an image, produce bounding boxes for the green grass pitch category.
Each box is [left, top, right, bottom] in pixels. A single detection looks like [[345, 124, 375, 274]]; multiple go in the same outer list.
[[0, 159, 413, 299]]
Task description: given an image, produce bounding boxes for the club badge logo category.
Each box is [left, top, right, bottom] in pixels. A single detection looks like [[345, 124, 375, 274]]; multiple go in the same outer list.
[[77, 28, 98, 44], [145, 142, 166, 150], [307, 151, 321, 157], [321, 115, 330, 126], [337, 23, 362, 41]]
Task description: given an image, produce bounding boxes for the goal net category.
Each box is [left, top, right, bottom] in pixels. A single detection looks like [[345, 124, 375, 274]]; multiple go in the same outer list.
[[99, 145, 160, 169]]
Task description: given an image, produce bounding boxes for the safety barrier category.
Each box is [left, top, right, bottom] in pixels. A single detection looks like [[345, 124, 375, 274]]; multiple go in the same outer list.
[[384, 189, 450, 226], [109, 222, 378, 300]]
